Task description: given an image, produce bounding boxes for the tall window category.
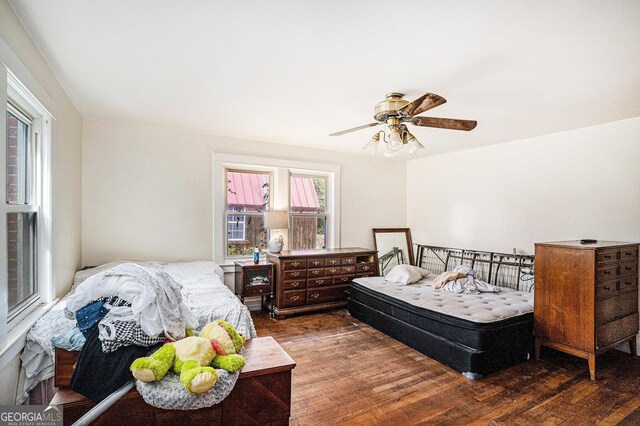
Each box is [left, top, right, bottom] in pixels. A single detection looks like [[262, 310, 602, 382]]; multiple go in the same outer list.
[[1, 69, 52, 339], [289, 174, 328, 250], [6, 103, 39, 319], [225, 170, 270, 257]]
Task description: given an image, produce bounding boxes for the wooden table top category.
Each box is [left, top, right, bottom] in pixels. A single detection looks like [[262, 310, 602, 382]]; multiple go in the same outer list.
[[240, 336, 296, 378]]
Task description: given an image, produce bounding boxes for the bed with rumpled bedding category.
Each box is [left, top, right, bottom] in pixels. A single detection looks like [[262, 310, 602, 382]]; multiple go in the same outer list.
[[17, 261, 256, 404]]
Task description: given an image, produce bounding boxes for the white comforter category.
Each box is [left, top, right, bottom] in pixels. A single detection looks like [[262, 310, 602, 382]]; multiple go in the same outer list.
[[17, 261, 256, 404]]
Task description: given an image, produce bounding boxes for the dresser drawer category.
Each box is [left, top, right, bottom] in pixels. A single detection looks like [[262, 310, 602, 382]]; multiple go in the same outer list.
[[308, 258, 325, 268], [595, 291, 638, 325], [596, 313, 639, 350], [596, 280, 619, 300], [333, 274, 355, 285], [620, 247, 639, 262], [325, 258, 341, 267], [342, 256, 356, 265], [325, 266, 341, 276], [619, 276, 638, 294], [356, 262, 376, 273], [307, 285, 349, 305], [619, 261, 638, 278], [283, 279, 306, 290], [308, 277, 331, 287], [284, 269, 307, 280], [283, 259, 307, 270], [596, 249, 619, 264], [596, 265, 618, 282], [281, 290, 306, 307], [341, 265, 356, 274], [308, 268, 324, 278]]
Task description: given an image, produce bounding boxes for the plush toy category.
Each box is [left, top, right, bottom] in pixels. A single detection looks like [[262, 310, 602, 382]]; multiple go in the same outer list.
[[130, 320, 246, 394]]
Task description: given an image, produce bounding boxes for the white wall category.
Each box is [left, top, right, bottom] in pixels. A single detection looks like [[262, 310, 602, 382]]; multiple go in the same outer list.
[[0, 0, 82, 404], [407, 117, 640, 254], [82, 119, 406, 266]]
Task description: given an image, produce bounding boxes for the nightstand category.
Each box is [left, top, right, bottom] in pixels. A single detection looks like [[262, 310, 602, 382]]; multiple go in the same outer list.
[[234, 260, 274, 309]]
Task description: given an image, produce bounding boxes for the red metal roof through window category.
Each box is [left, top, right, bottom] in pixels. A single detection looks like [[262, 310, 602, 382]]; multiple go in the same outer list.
[[227, 172, 320, 211], [290, 176, 321, 212]]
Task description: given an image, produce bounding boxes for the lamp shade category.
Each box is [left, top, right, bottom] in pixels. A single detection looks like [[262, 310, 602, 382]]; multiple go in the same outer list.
[[264, 210, 289, 229]]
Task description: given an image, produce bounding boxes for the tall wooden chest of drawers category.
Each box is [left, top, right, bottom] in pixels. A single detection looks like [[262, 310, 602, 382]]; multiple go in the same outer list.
[[267, 248, 378, 320], [534, 241, 639, 380]]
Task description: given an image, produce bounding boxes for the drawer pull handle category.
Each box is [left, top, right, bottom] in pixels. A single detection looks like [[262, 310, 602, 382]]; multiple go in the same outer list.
[[292, 272, 300, 277], [291, 295, 299, 301], [312, 270, 319, 275], [311, 293, 319, 299], [604, 255, 611, 259], [317, 280, 324, 284], [344, 289, 349, 294], [292, 262, 300, 266], [603, 286, 611, 291], [341, 277, 349, 282], [346, 259, 353, 263], [292, 282, 299, 287], [603, 271, 611, 275]]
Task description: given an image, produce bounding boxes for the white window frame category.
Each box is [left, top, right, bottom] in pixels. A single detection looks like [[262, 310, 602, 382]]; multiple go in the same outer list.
[[0, 68, 53, 347], [212, 153, 341, 264]]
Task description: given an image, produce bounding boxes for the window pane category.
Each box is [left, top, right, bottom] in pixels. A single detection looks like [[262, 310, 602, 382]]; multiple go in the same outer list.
[[227, 214, 267, 257], [227, 214, 245, 241], [227, 171, 270, 213], [7, 212, 37, 313], [291, 215, 326, 250], [290, 176, 326, 213], [6, 110, 30, 204]]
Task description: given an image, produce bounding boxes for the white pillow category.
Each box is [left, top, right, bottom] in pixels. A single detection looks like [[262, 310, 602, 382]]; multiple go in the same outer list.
[[385, 265, 431, 285]]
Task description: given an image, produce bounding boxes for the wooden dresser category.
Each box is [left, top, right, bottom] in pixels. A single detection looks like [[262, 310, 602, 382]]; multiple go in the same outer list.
[[267, 248, 378, 320], [534, 241, 639, 380]]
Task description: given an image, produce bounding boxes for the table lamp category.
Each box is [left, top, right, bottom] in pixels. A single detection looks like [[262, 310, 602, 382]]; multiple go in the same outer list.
[[264, 210, 289, 253]]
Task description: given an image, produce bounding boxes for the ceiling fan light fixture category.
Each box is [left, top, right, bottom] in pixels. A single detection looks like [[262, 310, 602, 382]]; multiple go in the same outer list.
[[363, 132, 380, 153], [406, 132, 424, 155], [387, 129, 403, 151]]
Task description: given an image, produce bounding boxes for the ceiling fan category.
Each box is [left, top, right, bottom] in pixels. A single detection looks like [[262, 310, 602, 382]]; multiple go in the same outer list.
[[330, 92, 477, 156]]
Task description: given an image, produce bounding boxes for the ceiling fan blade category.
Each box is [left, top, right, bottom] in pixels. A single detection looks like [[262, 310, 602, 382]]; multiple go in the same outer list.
[[329, 122, 381, 136], [412, 116, 477, 131], [399, 93, 446, 116]]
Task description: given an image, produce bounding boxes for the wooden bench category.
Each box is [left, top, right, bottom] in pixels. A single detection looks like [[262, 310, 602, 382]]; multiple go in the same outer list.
[[50, 336, 295, 425]]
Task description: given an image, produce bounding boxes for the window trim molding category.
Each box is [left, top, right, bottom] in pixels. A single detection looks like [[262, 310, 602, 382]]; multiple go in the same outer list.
[[0, 65, 53, 347], [212, 153, 341, 264]]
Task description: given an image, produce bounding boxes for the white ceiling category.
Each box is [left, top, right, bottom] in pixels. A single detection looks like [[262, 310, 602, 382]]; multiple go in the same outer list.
[[9, 0, 640, 157]]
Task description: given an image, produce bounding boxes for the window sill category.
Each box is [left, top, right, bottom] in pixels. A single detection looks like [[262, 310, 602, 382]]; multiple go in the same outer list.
[[0, 299, 58, 368]]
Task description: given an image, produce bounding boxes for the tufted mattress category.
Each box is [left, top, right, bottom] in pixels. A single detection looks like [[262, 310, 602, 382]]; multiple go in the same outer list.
[[348, 276, 534, 378]]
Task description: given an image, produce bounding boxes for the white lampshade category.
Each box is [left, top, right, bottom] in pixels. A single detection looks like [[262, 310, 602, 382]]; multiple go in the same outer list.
[[406, 132, 424, 155], [264, 210, 289, 229], [387, 129, 403, 151], [363, 133, 380, 153]]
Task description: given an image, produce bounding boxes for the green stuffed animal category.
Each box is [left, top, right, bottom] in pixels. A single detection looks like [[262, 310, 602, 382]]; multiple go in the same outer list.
[[130, 320, 246, 394]]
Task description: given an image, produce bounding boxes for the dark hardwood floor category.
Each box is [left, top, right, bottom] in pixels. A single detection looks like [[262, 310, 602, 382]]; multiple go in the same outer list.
[[252, 309, 640, 425]]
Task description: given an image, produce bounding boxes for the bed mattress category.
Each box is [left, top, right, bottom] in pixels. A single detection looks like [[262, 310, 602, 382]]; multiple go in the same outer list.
[[348, 276, 534, 377]]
